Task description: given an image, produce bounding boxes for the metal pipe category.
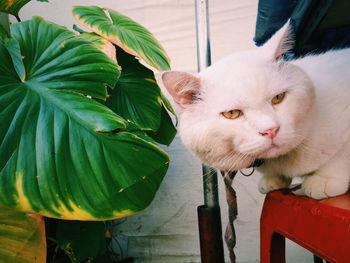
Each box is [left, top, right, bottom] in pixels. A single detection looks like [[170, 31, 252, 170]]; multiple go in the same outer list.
[[195, 0, 211, 71], [195, 0, 218, 209], [195, 1, 225, 262], [201, 164, 219, 208]]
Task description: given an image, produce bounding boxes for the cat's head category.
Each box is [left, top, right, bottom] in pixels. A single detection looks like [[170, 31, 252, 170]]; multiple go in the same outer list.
[[162, 23, 315, 171]]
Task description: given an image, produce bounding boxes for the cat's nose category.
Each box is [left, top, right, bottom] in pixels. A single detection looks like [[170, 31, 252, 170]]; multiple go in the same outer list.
[[259, 127, 280, 139]]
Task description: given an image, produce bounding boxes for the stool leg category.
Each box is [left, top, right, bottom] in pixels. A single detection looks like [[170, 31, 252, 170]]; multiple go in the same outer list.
[[313, 255, 323, 263], [261, 230, 286, 263]]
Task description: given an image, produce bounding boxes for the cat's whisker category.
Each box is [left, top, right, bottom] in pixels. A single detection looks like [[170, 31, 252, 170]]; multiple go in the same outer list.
[[227, 153, 252, 172], [217, 152, 237, 170], [239, 142, 267, 156]]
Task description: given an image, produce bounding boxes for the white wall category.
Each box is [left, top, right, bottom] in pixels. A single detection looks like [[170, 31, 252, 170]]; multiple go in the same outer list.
[[20, 1, 312, 262]]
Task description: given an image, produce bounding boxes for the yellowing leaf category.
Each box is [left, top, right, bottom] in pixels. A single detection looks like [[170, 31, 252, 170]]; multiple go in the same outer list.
[[72, 6, 170, 71], [0, 208, 46, 263], [79, 32, 119, 65]]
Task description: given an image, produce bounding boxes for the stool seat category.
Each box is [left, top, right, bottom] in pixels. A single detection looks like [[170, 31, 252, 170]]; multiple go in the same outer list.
[[260, 190, 350, 263]]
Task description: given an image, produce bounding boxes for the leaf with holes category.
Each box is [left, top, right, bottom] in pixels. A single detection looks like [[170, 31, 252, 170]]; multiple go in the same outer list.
[[72, 5, 170, 71], [0, 16, 170, 220]]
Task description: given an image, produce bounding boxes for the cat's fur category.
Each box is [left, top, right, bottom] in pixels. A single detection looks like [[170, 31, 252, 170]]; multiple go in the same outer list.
[[162, 23, 350, 199]]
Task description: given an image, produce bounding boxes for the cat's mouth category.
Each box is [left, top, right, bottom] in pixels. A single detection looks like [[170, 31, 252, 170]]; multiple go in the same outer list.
[[258, 141, 281, 158], [270, 143, 278, 149]]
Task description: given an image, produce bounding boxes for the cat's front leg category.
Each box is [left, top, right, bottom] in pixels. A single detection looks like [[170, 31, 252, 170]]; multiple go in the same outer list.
[[258, 174, 292, 194], [301, 158, 350, 199]]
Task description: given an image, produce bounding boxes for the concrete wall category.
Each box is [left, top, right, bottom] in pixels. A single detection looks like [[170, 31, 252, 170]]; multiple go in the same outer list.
[[20, 1, 312, 262]]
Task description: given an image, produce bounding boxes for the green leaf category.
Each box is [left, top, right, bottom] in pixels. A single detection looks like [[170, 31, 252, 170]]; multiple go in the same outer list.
[[72, 5, 170, 71], [79, 32, 118, 65], [0, 208, 46, 263], [104, 46, 163, 131], [72, 23, 88, 34], [0, 12, 10, 36], [102, 47, 177, 145], [0, 17, 170, 220], [0, 0, 30, 16], [0, 24, 9, 43], [146, 105, 177, 146], [161, 93, 178, 125], [5, 38, 25, 80], [56, 220, 106, 262]]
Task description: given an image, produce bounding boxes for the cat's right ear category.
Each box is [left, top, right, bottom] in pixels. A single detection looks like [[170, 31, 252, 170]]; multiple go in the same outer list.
[[161, 71, 201, 109], [261, 21, 295, 61]]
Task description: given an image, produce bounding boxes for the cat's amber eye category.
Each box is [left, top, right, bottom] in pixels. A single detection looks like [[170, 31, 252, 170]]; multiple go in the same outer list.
[[271, 92, 286, 105], [222, 109, 242, 119]]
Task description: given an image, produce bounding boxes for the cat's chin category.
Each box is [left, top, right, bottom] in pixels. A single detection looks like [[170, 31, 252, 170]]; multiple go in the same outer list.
[[258, 142, 291, 159], [200, 153, 255, 171], [260, 148, 281, 159]]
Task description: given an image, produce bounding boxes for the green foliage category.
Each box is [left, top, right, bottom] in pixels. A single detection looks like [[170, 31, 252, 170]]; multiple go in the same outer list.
[[0, 0, 49, 17], [56, 221, 106, 262], [0, 0, 30, 17], [0, 2, 176, 263], [104, 46, 166, 130], [0, 12, 10, 39], [0, 24, 8, 41], [72, 5, 170, 71]]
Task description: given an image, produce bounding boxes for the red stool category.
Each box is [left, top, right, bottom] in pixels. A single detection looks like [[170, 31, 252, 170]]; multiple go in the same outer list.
[[260, 190, 350, 263]]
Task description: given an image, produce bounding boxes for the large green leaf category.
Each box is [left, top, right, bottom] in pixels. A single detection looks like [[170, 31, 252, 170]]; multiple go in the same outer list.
[[0, 208, 46, 263], [146, 105, 177, 146], [79, 32, 118, 65], [103, 46, 177, 145], [0, 17, 170, 220], [0, 0, 30, 16], [72, 5, 170, 71], [104, 46, 163, 131]]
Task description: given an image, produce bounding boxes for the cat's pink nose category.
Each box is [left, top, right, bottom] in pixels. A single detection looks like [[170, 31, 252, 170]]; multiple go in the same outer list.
[[259, 127, 279, 139]]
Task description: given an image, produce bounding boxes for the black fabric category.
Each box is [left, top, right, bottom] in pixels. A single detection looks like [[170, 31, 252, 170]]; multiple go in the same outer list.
[[254, 0, 298, 46], [254, 0, 350, 58]]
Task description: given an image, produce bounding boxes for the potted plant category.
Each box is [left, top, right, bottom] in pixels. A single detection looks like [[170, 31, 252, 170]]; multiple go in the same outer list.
[[0, 1, 176, 262]]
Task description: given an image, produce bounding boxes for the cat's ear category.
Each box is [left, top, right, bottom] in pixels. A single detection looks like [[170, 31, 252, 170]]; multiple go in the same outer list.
[[261, 21, 294, 61], [161, 71, 201, 109]]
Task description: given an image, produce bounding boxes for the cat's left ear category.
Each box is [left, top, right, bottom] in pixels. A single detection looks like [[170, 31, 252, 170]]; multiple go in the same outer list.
[[261, 21, 295, 61], [161, 71, 202, 109]]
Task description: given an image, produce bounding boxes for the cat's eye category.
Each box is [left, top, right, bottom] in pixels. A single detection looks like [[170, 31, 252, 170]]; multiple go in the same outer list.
[[222, 109, 242, 119], [271, 92, 286, 105]]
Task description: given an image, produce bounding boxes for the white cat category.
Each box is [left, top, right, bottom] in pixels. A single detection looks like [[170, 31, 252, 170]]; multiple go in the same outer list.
[[162, 24, 350, 199]]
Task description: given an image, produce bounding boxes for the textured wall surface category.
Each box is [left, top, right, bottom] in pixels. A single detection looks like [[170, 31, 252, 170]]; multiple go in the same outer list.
[[20, 1, 312, 262]]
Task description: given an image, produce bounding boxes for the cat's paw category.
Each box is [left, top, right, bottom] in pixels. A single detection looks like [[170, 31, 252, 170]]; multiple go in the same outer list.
[[302, 175, 349, 199], [258, 175, 292, 194]]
